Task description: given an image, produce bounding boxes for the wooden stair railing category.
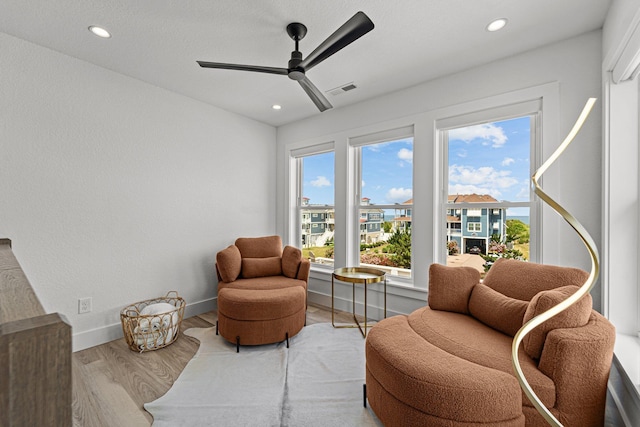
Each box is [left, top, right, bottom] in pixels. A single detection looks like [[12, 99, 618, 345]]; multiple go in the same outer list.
[[0, 238, 72, 427]]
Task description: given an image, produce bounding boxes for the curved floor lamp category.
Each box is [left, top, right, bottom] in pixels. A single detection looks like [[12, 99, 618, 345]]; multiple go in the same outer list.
[[511, 98, 598, 426]]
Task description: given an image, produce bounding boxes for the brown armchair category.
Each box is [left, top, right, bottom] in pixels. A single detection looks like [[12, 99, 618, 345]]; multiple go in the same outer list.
[[365, 258, 615, 427], [215, 235, 310, 351]]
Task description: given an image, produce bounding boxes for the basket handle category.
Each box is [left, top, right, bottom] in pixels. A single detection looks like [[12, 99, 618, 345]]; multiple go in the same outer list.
[[165, 291, 180, 299]]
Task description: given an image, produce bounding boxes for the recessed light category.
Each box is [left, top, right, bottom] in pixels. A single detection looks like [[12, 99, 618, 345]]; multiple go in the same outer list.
[[486, 18, 507, 32], [89, 26, 111, 38], [272, 104, 282, 110]]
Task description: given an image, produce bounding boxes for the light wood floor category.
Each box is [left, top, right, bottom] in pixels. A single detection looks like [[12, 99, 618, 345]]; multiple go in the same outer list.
[[72, 304, 356, 427], [73, 304, 624, 427]]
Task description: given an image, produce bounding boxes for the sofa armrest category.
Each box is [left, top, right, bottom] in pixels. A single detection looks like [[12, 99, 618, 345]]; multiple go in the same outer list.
[[537, 312, 615, 425], [297, 258, 310, 282]]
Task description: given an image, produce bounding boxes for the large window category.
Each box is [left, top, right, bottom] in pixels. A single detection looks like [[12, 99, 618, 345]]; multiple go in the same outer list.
[[354, 135, 414, 278], [284, 89, 552, 290], [294, 149, 334, 266], [441, 109, 538, 273]]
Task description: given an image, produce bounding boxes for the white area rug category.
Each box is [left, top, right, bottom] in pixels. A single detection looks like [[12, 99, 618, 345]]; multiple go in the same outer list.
[[144, 323, 382, 427]]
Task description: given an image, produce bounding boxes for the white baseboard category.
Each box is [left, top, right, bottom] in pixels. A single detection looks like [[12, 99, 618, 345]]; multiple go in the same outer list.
[[72, 297, 217, 352], [308, 289, 405, 320]]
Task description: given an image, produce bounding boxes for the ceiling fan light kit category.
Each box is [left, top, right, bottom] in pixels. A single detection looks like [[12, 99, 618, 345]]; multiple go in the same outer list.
[[197, 11, 374, 112]]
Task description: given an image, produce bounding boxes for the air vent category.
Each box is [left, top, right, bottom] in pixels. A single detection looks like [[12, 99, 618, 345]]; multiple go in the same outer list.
[[327, 82, 357, 96]]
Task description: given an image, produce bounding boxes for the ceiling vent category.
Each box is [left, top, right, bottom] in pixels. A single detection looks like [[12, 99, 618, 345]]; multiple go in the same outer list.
[[327, 82, 357, 96]]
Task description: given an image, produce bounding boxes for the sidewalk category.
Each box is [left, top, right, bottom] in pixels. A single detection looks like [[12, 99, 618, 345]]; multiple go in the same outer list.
[[446, 253, 485, 273]]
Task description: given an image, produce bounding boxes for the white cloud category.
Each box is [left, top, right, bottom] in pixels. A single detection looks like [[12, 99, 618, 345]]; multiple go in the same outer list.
[[516, 185, 530, 200], [397, 148, 413, 163], [448, 164, 519, 199], [501, 157, 515, 166], [457, 149, 468, 158], [386, 187, 413, 203], [362, 180, 366, 187], [310, 176, 331, 187], [449, 123, 508, 148], [449, 184, 502, 199]]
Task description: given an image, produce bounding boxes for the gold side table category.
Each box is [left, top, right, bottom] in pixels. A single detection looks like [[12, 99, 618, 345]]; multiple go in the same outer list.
[[331, 267, 387, 337]]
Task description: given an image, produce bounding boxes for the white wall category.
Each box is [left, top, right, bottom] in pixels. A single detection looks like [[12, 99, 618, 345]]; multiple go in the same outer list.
[[602, 0, 640, 337], [277, 31, 603, 310], [0, 32, 277, 350], [601, 1, 640, 423]]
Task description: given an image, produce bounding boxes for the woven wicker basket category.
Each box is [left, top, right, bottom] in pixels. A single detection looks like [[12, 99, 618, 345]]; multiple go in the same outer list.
[[120, 291, 185, 353]]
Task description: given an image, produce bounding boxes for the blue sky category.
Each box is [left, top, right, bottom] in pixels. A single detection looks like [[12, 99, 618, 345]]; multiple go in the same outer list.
[[448, 116, 531, 202], [302, 116, 531, 209]]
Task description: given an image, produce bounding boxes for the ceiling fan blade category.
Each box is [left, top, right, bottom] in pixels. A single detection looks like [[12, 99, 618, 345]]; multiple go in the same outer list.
[[298, 77, 333, 112], [299, 11, 374, 71], [197, 61, 288, 76]]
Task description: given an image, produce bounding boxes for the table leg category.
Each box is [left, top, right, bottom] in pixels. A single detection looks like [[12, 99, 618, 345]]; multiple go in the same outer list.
[[384, 276, 387, 319], [331, 274, 335, 328], [364, 282, 368, 337]]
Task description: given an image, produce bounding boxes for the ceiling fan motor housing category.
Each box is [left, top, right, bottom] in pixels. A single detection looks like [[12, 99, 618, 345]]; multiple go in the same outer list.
[[288, 51, 305, 80]]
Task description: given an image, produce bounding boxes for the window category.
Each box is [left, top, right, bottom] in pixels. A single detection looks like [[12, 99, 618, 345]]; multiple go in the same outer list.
[[293, 148, 334, 267], [352, 131, 414, 279], [440, 102, 540, 269], [467, 222, 482, 232]]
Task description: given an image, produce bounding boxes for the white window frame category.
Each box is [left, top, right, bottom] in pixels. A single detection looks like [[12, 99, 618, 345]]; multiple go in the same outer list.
[[282, 84, 557, 291], [350, 126, 414, 282], [290, 142, 335, 271], [435, 98, 544, 265], [467, 222, 482, 232]]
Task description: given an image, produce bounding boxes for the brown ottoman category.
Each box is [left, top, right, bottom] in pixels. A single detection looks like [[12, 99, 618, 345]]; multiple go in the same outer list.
[[217, 286, 306, 351], [365, 315, 526, 427]]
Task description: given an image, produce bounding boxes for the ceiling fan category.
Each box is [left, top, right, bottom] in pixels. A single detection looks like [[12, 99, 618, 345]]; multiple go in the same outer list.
[[197, 11, 374, 112]]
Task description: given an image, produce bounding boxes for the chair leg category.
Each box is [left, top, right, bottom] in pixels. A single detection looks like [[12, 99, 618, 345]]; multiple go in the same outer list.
[[286, 332, 289, 348], [236, 336, 240, 353], [215, 320, 219, 335], [363, 383, 367, 408]]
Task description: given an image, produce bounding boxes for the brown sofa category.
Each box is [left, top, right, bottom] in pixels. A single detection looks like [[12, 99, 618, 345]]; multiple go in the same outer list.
[[365, 258, 615, 427], [215, 235, 310, 350]]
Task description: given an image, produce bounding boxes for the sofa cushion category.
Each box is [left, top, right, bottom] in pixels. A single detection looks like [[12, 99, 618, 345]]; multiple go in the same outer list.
[[428, 264, 479, 314], [218, 286, 306, 321], [408, 307, 556, 408], [218, 276, 306, 293], [523, 285, 592, 359], [216, 245, 242, 283], [468, 284, 528, 337], [235, 235, 282, 258], [483, 258, 589, 301], [241, 257, 283, 278], [366, 315, 524, 424], [281, 245, 301, 278]]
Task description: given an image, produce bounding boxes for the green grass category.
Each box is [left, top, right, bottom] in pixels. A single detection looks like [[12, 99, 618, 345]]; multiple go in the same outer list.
[[302, 246, 332, 259], [514, 242, 529, 260]]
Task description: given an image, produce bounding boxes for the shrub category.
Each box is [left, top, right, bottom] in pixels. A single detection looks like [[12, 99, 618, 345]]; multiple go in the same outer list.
[[480, 248, 525, 272], [360, 253, 396, 267], [386, 229, 411, 268]]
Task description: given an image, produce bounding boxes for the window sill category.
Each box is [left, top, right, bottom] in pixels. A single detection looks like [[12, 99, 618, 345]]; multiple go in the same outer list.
[[308, 265, 426, 295], [614, 333, 640, 397]]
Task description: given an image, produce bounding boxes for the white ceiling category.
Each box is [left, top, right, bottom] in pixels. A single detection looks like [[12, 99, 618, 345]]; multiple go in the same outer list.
[[1, 1, 611, 127]]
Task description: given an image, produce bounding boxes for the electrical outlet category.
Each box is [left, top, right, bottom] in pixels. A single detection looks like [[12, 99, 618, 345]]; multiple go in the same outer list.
[[78, 297, 92, 314]]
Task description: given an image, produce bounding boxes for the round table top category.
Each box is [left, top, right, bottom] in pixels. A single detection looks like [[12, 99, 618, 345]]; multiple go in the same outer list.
[[332, 267, 386, 284]]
